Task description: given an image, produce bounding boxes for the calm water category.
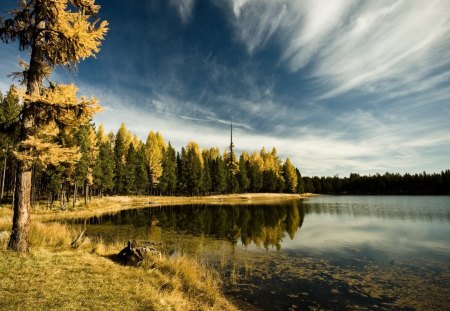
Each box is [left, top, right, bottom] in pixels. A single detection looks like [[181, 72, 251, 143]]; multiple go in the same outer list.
[[74, 196, 450, 310]]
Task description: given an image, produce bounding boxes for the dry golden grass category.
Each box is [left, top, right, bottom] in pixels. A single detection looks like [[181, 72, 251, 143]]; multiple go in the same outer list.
[[0, 218, 237, 311], [0, 193, 312, 310]]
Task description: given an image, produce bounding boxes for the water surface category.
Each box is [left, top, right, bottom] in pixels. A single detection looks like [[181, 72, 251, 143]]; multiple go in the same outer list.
[[74, 196, 450, 310]]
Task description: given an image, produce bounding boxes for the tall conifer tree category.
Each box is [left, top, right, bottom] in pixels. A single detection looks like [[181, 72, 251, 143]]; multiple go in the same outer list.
[[0, 0, 108, 251]]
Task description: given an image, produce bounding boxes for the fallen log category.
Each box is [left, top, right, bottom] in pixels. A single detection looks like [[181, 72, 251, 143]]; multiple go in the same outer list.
[[70, 228, 86, 248]]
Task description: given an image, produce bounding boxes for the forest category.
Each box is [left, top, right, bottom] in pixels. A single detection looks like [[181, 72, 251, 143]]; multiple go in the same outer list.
[[303, 171, 450, 195], [0, 86, 303, 208], [2, 86, 450, 208], [2, 86, 450, 210]]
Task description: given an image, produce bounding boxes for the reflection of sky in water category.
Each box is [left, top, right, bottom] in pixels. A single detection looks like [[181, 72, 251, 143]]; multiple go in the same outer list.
[[77, 196, 450, 309], [301, 195, 450, 223], [282, 214, 450, 259], [278, 196, 450, 264], [79, 196, 450, 262]]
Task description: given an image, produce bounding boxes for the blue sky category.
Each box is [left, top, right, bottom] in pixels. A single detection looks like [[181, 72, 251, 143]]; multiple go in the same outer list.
[[1, 0, 450, 176]]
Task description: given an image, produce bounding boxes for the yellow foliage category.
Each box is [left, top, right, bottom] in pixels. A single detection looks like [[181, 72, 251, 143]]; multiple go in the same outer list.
[[96, 123, 106, 144], [250, 151, 263, 170], [260, 147, 282, 175], [4, 0, 107, 172], [13, 84, 101, 167], [284, 158, 298, 193], [18, 84, 101, 125], [240, 151, 249, 162], [187, 141, 204, 168], [15, 136, 80, 168], [208, 147, 221, 160], [156, 132, 167, 150], [145, 131, 166, 185], [39, 0, 108, 66], [132, 134, 141, 148]]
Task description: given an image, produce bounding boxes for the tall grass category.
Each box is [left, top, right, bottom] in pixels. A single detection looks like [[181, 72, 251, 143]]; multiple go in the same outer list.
[[142, 254, 224, 307], [0, 219, 237, 311]]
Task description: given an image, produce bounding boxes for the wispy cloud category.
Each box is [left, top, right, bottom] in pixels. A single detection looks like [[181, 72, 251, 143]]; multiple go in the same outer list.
[[229, 0, 450, 98], [1, 1, 449, 177], [170, 0, 196, 23]]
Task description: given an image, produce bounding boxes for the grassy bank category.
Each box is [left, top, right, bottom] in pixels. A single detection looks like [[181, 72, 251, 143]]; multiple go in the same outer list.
[[0, 221, 237, 311], [0, 193, 312, 310]]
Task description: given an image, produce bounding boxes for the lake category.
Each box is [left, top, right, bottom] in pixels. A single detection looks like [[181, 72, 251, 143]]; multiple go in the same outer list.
[[73, 196, 450, 310]]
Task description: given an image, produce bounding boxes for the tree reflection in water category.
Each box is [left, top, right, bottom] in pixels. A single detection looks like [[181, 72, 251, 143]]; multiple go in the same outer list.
[[83, 200, 305, 250]]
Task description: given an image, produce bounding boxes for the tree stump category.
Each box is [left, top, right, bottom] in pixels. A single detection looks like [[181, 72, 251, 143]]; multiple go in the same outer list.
[[116, 240, 162, 265], [117, 240, 144, 265]]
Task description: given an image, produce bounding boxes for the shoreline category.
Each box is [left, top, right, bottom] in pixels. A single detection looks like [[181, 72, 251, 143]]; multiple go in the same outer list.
[[1, 193, 317, 224], [0, 193, 316, 311]]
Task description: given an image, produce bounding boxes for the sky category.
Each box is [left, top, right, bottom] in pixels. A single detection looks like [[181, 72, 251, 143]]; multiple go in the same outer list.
[[1, 0, 450, 177]]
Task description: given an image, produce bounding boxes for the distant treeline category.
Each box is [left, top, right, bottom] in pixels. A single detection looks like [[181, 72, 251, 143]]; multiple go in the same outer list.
[[0, 87, 302, 207], [2, 87, 449, 208], [302, 171, 450, 195]]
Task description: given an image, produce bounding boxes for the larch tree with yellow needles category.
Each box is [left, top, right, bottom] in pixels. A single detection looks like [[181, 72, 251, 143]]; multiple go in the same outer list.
[[0, 0, 108, 252]]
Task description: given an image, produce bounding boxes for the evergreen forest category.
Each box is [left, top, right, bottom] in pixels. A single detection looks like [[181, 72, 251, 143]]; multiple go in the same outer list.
[[2, 86, 449, 209], [1, 86, 304, 208]]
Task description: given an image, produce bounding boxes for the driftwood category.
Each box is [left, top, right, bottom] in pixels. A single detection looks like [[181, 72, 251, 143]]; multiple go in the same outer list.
[[117, 240, 161, 265], [70, 228, 86, 248]]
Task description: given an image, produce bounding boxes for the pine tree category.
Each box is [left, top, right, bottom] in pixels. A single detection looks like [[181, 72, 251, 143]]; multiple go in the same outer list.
[[0, 86, 21, 204], [211, 155, 227, 194], [159, 143, 177, 195], [114, 124, 128, 194], [201, 157, 212, 194], [296, 168, 304, 194], [283, 158, 298, 193], [237, 153, 250, 193], [123, 143, 137, 194], [93, 133, 115, 197], [183, 142, 203, 195], [134, 144, 149, 195], [248, 152, 263, 192], [177, 148, 187, 193], [145, 131, 166, 193], [73, 125, 89, 205], [1, 0, 107, 251]]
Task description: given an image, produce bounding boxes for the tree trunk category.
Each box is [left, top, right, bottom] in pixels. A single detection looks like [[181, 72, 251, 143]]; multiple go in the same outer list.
[[30, 165, 35, 207], [84, 183, 88, 205], [1, 154, 6, 203], [8, 164, 32, 252], [11, 168, 16, 208], [8, 4, 44, 250], [73, 182, 77, 208], [89, 185, 92, 203], [60, 187, 64, 209]]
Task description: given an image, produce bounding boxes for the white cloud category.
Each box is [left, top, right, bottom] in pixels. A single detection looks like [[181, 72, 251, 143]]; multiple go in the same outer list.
[[170, 0, 196, 23], [221, 0, 450, 175], [88, 81, 450, 177], [231, 0, 250, 17], [229, 0, 450, 98]]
